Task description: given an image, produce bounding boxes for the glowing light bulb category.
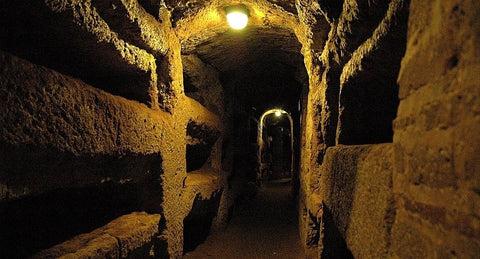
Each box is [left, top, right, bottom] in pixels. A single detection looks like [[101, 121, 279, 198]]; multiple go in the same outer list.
[[275, 110, 282, 117], [227, 11, 248, 30]]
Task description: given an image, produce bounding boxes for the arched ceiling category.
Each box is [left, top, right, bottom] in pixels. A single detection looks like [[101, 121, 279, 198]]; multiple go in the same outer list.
[[163, 0, 297, 25], [182, 26, 302, 72], [168, 0, 309, 115], [173, 0, 302, 70]]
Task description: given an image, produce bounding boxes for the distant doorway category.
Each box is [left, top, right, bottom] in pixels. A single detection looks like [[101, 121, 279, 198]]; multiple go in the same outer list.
[[257, 109, 294, 184]]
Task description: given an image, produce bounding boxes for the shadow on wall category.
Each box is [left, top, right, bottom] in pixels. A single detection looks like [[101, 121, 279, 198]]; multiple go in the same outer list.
[[321, 205, 354, 258], [0, 144, 164, 258], [183, 190, 223, 254], [186, 120, 221, 172], [0, 184, 139, 258]]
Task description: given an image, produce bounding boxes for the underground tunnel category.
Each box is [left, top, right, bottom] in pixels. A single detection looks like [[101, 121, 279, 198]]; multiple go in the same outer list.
[[1, 0, 479, 258]]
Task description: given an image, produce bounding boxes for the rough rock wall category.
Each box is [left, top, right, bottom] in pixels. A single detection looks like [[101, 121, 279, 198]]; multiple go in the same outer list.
[[392, 0, 480, 257], [297, 0, 409, 257], [0, 0, 229, 257], [182, 54, 225, 117], [0, 51, 171, 257], [0, 51, 169, 202], [295, 2, 328, 255], [299, 0, 480, 257], [337, 0, 408, 145]]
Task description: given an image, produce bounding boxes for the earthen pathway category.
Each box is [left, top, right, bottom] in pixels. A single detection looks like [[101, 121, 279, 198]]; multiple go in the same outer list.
[[184, 180, 305, 259]]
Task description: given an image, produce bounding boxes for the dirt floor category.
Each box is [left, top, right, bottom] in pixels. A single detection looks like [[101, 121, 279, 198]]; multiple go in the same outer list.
[[184, 179, 305, 258]]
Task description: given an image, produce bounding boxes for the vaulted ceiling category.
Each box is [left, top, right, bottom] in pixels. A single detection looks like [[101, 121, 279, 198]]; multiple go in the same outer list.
[[165, 0, 314, 115]]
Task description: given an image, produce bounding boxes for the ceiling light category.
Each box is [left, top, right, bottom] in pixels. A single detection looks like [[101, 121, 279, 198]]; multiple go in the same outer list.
[[275, 110, 282, 117], [226, 9, 248, 30]]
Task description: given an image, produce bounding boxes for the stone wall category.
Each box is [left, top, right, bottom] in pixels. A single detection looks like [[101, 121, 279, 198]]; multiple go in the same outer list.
[[297, 0, 409, 256], [392, 0, 480, 257], [1, 0, 479, 257], [298, 0, 480, 257], [0, 0, 229, 257], [0, 50, 168, 202]]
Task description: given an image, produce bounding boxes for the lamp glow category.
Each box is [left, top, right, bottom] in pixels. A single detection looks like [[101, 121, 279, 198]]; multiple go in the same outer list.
[[227, 11, 248, 30], [275, 110, 282, 117]]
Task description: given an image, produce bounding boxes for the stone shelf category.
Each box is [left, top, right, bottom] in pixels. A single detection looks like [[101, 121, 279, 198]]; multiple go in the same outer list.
[[0, 0, 158, 107], [183, 168, 222, 200], [33, 212, 161, 258]]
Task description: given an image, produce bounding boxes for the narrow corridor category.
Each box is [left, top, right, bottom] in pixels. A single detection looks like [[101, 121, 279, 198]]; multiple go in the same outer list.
[[184, 180, 304, 258], [1, 1, 479, 257]]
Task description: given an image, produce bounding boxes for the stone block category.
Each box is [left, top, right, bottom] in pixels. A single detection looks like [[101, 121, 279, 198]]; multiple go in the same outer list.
[[33, 212, 161, 258], [319, 143, 394, 258]]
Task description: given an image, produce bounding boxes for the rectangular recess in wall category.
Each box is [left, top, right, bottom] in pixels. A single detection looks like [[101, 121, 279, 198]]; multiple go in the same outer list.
[[0, 0, 155, 106], [186, 120, 221, 172]]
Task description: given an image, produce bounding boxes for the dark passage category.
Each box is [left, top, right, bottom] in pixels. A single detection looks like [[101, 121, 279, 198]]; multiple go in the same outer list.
[[0, 0, 478, 258], [184, 180, 304, 258]]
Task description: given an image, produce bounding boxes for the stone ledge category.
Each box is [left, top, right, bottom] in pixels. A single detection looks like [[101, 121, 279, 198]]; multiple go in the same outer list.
[[185, 97, 223, 134], [33, 212, 161, 258], [320, 143, 394, 258], [184, 168, 222, 200]]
